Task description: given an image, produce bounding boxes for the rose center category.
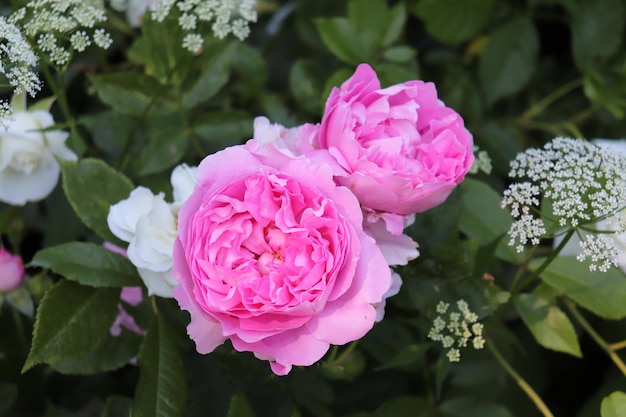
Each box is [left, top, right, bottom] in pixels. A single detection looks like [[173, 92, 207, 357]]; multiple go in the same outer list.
[[10, 151, 41, 174]]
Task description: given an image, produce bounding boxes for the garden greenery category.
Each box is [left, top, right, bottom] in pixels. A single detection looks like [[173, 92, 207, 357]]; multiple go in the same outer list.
[[1, 0, 626, 416]]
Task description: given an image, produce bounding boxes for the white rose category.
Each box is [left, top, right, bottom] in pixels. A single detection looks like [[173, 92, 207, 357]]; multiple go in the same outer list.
[[107, 163, 198, 297], [170, 163, 197, 204], [107, 187, 155, 242], [0, 110, 77, 205]]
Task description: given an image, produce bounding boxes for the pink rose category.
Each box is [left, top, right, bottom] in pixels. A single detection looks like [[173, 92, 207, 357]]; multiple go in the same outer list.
[[0, 248, 24, 293], [317, 63, 474, 215], [173, 146, 392, 375]]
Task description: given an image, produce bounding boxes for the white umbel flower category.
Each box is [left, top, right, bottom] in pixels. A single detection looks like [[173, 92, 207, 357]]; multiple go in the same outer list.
[[428, 300, 485, 362], [503, 137, 626, 271]]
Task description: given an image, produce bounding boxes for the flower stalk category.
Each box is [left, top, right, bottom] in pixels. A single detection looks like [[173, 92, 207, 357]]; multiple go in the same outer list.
[[487, 339, 555, 417], [565, 301, 626, 377]]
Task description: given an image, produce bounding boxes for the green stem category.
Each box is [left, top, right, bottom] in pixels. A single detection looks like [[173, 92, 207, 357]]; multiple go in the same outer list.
[[608, 340, 626, 352], [513, 229, 575, 293], [521, 78, 583, 121], [40, 64, 83, 153], [326, 345, 339, 363], [150, 295, 159, 315], [565, 301, 626, 377], [11, 307, 28, 354], [487, 340, 555, 417], [335, 341, 358, 364], [509, 245, 538, 291], [117, 94, 160, 172]]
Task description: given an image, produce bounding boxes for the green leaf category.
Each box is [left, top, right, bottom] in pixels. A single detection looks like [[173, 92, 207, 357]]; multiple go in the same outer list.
[[23, 281, 119, 372], [479, 17, 539, 105], [0, 206, 19, 235], [136, 114, 189, 176], [529, 0, 576, 12], [439, 397, 514, 417], [5, 285, 34, 317], [183, 42, 236, 108], [50, 331, 143, 375], [315, 18, 371, 65], [376, 63, 420, 86], [476, 122, 523, 176], [128, 14, 191, 85], [0, 381, 17, 415], [29, 95, 56, 112], [375, 396, 436, 417], [231, 42, 267, 102], [459, 178, 520, 264], [513, 293, 582, 357], [289, 59, 326, 115], [382, 46, 416, 63], [90, 73, 169, 116], [10, 92, 26, 112], [80, 112, 133, 159], [193, 110, 254, 154], [30, 242, 140, 288], [60, 158, 134, 244], [413, 0, 495, 45], [571, 0, 624, 71], [226, 393, 257, 417], [529, 256, 626, 319], [288, 371, 334, 417], [583, 70, 626, 119], [102, 396, 134, 417], [348, 0, 387, 38], [601, 391, 626, 417], [374, 343, 432, 371], [381, 3, 407, 47], [131, 317, 187, 417]]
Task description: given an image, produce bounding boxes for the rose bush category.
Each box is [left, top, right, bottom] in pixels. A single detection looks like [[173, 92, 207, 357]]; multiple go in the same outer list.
[[0, 99, 77, 206], [317, 63, 474, 217], [173, 146, 392, 375]]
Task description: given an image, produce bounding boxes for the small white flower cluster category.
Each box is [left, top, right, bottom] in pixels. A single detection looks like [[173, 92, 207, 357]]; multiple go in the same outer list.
[[577, 234, 623, 272], [9, 0, 112, 67], [469, 145, 493, 175], [428, 300, 485, 362], [0, 17, 42, 126], [502, 137, 626, 270], [150, 0, 258, 53]]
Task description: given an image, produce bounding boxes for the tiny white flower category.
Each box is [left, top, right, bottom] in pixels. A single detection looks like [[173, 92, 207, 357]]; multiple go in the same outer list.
[[181, 33, 203, 53], [70, 30, 91, 52], [93, 28, 113, 49]]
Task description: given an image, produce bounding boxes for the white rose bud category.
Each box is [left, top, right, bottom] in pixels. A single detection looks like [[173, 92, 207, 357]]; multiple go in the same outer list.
[[0, 110, 77, 205]]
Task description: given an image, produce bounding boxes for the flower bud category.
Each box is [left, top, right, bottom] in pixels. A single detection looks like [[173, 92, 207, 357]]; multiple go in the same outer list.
[[0, 248, 24, 293]]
